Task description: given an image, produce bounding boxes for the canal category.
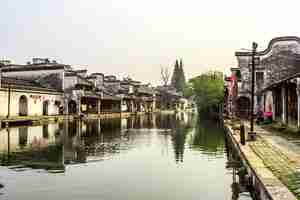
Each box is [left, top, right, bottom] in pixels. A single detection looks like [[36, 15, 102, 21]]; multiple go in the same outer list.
[[0, 113, 251, 200]]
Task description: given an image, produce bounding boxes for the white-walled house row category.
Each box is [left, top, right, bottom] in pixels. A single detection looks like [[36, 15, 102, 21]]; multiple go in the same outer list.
[[0, 76, 63, 117], [0, 58, 159, 117], [1, 59, 110, 115]]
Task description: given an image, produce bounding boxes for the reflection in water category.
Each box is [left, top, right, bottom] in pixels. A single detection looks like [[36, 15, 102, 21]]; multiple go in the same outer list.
[[225, 136, 253, 200], [0, 114, 196, 168], [0, 113, 252, 200], [170, 113, 194, 163], [188, 119, 225, 157], [19, 127, 28, 148], [0, 124, 64, 172]]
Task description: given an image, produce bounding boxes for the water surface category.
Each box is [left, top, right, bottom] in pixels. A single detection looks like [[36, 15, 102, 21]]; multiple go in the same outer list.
[[0, 113, 247, 200]]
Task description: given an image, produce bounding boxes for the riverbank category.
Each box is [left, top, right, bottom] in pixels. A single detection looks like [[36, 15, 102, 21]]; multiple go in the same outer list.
[[224, 119, 297, 200], [0, 110, 185, 128]]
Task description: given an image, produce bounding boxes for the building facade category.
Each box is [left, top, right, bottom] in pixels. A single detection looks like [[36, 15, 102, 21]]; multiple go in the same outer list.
[[0, 58, 159, 118], [235, 36, 300, 127]]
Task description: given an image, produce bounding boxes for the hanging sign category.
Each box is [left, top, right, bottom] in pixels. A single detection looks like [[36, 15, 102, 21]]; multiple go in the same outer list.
[[30, 95, 43, 104]]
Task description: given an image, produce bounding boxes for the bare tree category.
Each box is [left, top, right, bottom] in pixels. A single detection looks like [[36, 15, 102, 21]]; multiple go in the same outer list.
[[161, 66, 171, 86]]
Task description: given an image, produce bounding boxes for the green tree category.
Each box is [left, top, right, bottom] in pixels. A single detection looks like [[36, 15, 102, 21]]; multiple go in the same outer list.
[[183, 83, 193, 98], [171, 59, 186, 92], [189, 71, 224, 114], [179, 59, 186, 85], [171, 59, 179, 87]]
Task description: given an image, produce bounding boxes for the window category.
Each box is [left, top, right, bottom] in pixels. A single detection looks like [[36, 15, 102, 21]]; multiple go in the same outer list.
[[234, 70, 241, 80]]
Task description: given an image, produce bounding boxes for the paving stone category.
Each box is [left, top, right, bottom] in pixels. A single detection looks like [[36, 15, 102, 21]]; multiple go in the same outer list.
[[227, 122, 298, 200]]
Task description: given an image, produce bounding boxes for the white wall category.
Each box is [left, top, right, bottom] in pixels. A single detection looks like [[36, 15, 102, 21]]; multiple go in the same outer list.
[[265, 91, 273, 112], [0, 89, 63, 117], [121, 102, 127, 112], [129, 85, 134, 94]]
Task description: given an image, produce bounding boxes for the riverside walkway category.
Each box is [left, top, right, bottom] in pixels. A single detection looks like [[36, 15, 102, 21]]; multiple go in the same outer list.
[[225, 119, 298, 200], [245, 122, 300, 199]]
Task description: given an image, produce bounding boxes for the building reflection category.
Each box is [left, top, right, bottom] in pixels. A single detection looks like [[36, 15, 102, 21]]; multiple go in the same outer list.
[[0, 123, 64, 172], [0, 113, 198, 173]]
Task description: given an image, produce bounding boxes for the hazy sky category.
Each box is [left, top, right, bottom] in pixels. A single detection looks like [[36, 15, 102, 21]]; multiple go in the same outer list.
[[1, 0, 300, 85]]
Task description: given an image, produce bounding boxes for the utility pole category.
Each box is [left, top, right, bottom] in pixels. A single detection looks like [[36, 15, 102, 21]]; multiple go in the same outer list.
[[249, 42, 258, 139]]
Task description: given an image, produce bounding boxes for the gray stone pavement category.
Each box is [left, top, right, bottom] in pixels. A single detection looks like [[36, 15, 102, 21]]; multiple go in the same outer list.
[[242, 121, 300, 199], [244, 122, 300, 167], [226, 121, 297, 200]]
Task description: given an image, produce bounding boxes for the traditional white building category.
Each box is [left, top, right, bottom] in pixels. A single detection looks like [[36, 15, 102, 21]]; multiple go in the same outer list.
[[0, 76, 63, 117], [1, 58, 103, 116], [0, 58, 157, 118]]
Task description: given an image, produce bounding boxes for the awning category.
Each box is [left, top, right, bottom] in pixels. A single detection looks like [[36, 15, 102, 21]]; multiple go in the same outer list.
[[262, 72, 300, 92]]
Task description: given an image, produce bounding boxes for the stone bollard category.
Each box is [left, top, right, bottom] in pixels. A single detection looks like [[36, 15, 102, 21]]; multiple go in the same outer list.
[[240, 123, 246, 145], [248, 131, 256, 141]]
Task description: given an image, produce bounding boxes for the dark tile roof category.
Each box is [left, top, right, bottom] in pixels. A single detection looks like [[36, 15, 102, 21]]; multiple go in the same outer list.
[[262, 72, 300, 92], [120, 79, 141, 86], [137, 86, 154, 95], [102, 92, 121, 101], [155, 85, 182, 98], [1, 76, 61, 92], [90, 73, 104, 76], [36, 73, 63, 90], [83, 91, 101, 99], [2, 64, 70, 72], [104, 85, 120, 94]]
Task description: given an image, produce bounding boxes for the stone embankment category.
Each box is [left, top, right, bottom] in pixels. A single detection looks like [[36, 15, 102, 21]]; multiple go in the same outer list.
[[0, 110, 174, 128], [225, 119, 297, 200]]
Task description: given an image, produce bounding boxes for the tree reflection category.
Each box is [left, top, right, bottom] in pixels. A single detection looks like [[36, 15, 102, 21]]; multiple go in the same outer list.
[[169, 113, 195, 163], [171, 126, 187, 163], [188, 119, 225, 156], [0, 114, 226, 173]]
